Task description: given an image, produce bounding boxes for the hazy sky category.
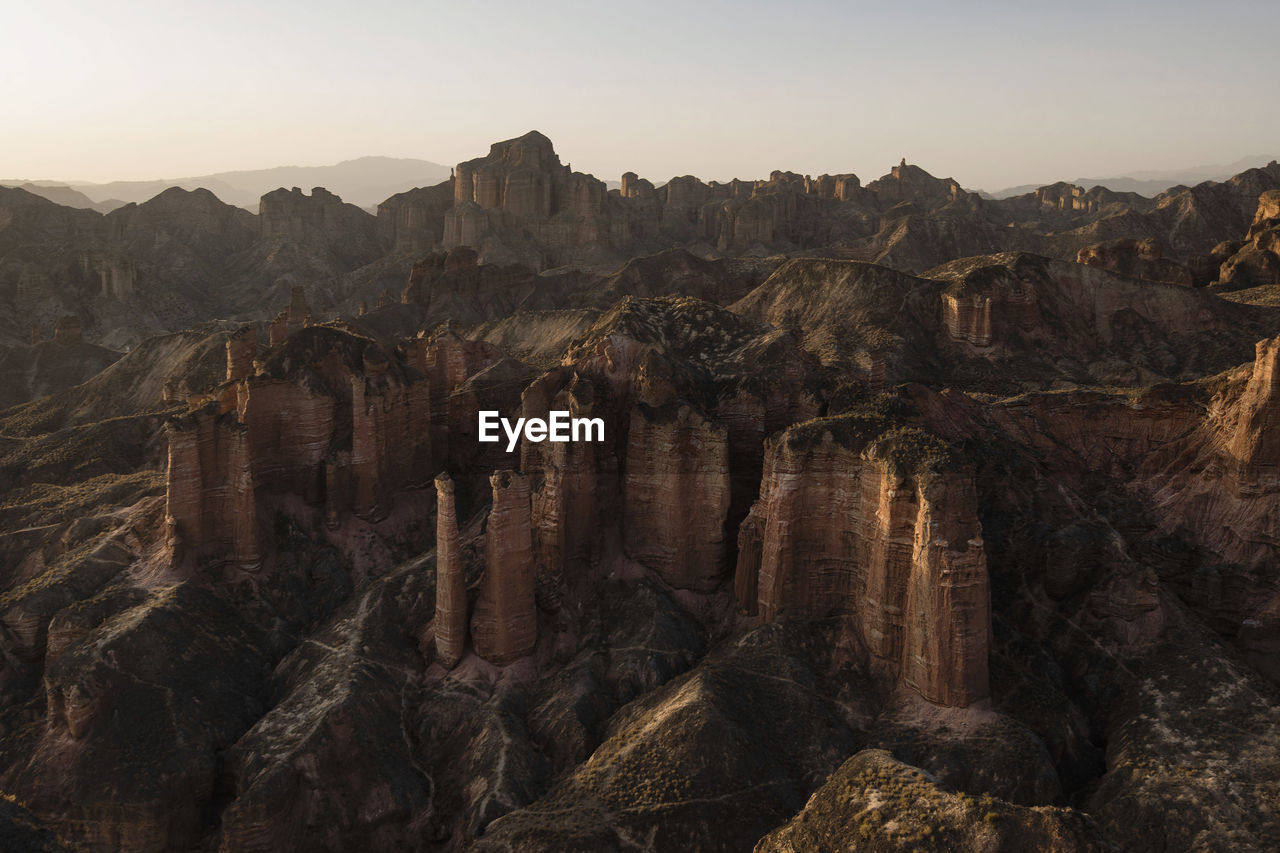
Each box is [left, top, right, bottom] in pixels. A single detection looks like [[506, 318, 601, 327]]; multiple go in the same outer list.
[[3, 0, 1276, 190]]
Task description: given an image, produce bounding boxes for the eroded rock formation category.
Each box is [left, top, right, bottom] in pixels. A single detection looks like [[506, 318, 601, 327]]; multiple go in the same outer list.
[[472, 471, 537, 664], [1218, 189, 1280, 288], [737, 419, 990, 706], [623, 403, 731, 592], [433, 473, 466, 667], [165, 403, 258, 568]]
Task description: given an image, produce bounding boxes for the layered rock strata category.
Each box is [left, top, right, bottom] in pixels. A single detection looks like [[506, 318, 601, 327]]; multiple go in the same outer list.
[[735, 421, 990, 706], [434, 473, 466, 667], [472, 471, 537, 664], [165, 404, 258, 568], [623, 403, 731, 592]]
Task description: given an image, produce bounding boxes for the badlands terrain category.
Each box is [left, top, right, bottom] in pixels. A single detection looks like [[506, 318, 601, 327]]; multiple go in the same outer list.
[[1, 132, 1280, 851]]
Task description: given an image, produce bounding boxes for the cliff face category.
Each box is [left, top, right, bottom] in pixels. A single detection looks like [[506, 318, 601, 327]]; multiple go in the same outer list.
[[376, 181, 454, 253], [350, 354, 432, 520], [165, 405, 258, 569], [472, 471, 537, 664], [622, 403, 731, 592], [258, 186, 381, 268], [524, 372, 601, 602], [737, 422, 990, 707], [1137, 337, 1280, 581], [1077, 238, 1193, 286], [165, 326, 434, 571], [1218, 189, 1280, 288], [901, 472, 990, 707]]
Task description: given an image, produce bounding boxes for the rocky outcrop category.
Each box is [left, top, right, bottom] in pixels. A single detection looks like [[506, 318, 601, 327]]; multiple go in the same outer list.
[[1217, 189, 1280, 288], [224, 326, 257, 382], [258, 186, 381, 267], [472, 471, 537, 664], [1224, 336, 1280, 491], [524, 372, 601, 601], [350, 350, 432, 520], [942, 291, 993, 346], [165, 404, 259, 568], [376, 181, 454, 253], [1141, 336, 1280, 569], [165, 327, 435, 567], [737, 419, 990, 706], [757, 749, 1112, 852], [1077, 237, 1193, 285], [443, 131, 615, 265], [433, 473, 466, 667], [623, 403, 731, 592]]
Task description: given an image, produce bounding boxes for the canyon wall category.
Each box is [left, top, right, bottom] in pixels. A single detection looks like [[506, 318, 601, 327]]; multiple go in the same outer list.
[[434, 473, 466, 668], [735, 423, 991, 706], [472, 471, 537, 664]]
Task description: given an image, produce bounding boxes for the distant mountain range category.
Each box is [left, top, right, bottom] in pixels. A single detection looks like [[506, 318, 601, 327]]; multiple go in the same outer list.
[[988, 154, 1280, 199], [0, 156, 453, 212]]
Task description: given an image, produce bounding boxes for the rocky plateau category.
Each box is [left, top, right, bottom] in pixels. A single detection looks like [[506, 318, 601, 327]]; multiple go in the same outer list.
[[1, 133, 1279, 851]]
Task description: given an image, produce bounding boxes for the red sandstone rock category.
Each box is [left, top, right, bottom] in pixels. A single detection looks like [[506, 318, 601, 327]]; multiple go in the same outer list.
[[472, 471, 537, 664], [165, 404, 258, 569], [434, 473, 466, 668], [740, 423, 990, 706], [623, 403, 731, 592]]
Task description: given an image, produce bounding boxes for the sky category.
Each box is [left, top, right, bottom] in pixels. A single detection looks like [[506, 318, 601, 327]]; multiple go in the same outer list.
[[2, 0, 1276, 191]]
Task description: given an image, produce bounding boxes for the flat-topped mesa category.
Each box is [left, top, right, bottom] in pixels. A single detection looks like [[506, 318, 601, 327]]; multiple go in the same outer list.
[[867, 160, 973, 209], [442, 131, 620, 261], [472, 470, 537, 664], [1225, 336, 1280, 492], [225, 326, 258, 383], [1037, 182, 1084, 211], [736, 417, 990, 706], [165, 403, 258, 569], [453, 131, 559, 210], [623, 402, 732, 592], [434, 473, 466, 668]]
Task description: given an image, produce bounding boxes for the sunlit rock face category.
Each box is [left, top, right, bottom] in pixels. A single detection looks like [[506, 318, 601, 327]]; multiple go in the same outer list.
[[472, 470, 537, 665], [737, 420, 990, 707]]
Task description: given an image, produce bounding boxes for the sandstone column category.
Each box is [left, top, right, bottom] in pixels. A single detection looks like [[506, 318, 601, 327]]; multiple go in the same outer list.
[[472, 471, 537, 664], [434, 473, 467, 667]]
